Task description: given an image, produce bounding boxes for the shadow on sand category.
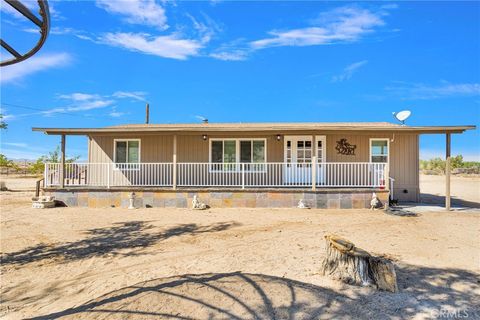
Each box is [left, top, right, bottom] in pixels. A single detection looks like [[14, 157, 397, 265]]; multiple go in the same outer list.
[[1, 221, 239, 266], [420, 193, 480, 208], [29, 265, 479, 320]]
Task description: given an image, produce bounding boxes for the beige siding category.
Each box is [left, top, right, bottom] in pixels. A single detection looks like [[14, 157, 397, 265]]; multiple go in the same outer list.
[[88, 131, 419, 201], [325, 133, 419, 201], [390, 134, 420, 202], [89, 135, 173, 163]]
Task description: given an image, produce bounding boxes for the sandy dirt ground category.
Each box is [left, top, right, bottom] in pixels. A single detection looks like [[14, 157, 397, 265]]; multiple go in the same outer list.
[[1, 176, 479, 319], [419, 174, 480, 207]]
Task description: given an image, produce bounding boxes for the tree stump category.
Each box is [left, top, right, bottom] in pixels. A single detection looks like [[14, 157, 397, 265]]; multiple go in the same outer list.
[[321, 235, 398, 292], [369, 256, 398, 293]]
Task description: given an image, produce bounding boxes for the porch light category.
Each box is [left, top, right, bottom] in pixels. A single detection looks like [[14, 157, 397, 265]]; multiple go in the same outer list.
[[276, 134, 281, 141], [202, 134, 207, 141]]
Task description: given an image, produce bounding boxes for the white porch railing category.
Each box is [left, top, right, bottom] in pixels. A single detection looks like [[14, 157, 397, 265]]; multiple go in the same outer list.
[[44, 162, 388, 188]]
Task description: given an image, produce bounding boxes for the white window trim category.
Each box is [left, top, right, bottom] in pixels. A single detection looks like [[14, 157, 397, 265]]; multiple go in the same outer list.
[[316, 135, 326, 164], [369, 138, 389, 164], [208, 138, 267, 172], [113, 139, 141, 170]]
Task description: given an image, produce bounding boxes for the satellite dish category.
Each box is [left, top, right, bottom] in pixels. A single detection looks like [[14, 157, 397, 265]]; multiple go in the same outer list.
[[392, 110, 411, 126]]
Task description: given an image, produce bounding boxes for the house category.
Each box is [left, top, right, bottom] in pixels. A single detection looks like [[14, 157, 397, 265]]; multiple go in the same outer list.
[[33, 122, 475, 209]]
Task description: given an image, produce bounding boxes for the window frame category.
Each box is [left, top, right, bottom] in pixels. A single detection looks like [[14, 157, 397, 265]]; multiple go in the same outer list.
[[113, 139, 141, 170], [208, 138, 267, 172], [369, 138, 389, 164]]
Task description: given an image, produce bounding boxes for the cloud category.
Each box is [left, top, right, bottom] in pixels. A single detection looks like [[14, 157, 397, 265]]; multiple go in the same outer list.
[[332, 60, 368, 82], [41, 93, 114, 116], [58, 93, 101, 101], [209, 50, 249, 61], [0, 0, 37, 20], [112, 91, 147, 101], [251, 5, 386, 49], [24, 26, 96, 41], [186, 12, 222, 44], [96, 0, 168, 30], [209, 38, 251, 61], [44, 100, 114, 115], [1, 114, 16, 121], [48, 2, 65, 21], [0, 53, 72, 84], [386, 82, 480, 100], [99, 32, 203, 60], [35, 91, 146, 117], [109, 107, 127, 118], [2, 142, 28, 148], [380, 3, 399, 10]]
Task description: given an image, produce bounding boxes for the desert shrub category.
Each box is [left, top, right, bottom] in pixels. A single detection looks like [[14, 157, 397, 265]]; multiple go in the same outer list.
[[29, 147, 80, 174], [420, 155, 480, 174]]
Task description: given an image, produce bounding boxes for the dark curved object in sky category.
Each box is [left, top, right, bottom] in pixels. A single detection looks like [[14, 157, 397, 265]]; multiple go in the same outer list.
[[0, 0, 50, 67]]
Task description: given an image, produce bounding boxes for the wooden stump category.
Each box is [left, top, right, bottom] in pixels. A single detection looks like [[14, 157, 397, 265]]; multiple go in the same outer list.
[[369, 256, 398, 292], [321, 235, 398, 292]]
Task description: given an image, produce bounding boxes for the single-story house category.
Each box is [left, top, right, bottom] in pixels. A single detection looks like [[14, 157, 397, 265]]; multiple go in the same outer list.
[[33, 122, 475, 209]]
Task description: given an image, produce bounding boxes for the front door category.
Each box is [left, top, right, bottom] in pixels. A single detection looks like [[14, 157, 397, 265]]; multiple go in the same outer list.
[[284, 136, 325, 185]]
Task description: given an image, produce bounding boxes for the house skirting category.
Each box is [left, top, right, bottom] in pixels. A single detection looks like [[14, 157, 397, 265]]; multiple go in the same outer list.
[[44, 188, 389, 209]]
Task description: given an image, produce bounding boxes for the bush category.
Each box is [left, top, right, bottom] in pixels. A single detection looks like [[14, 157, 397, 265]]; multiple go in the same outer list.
[[420, 155, 480, 174], [29, 146, 80, 174]]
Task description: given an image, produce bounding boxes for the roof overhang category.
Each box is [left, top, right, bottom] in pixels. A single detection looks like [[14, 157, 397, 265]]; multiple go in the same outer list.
[[32, 124, 476, 135]]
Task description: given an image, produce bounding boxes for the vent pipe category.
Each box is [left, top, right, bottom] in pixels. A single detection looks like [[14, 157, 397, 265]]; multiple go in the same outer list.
[[145, 103, 149, 124]]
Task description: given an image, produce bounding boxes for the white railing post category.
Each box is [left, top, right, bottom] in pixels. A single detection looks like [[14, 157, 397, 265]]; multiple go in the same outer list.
[[44, 163, 48, 187], [312, 157, 317, 191], [107, 163, 110, 188], [173, 135, 177, 190], [241, 163, 245, 189], [385, 163, 390, 190]]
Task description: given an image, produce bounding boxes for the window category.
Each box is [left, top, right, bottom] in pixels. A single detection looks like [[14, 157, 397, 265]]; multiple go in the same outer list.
[[115, 140, 140, 168], [209, 139, 266, 171], [370, 139, 388, 163], [211, 141, 223, 163], [252, 141, 265, 163], [224, 140, 236, 163]]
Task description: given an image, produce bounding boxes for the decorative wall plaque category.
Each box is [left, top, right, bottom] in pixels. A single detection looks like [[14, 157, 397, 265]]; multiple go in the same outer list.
[[335, 138, 356, 155]]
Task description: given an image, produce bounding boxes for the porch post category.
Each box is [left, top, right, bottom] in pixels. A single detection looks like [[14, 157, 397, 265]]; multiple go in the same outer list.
[[60, 134, 65, 188], [445, 133, 451, 210], [173, 135, 177, 190], [312, 135, 317, 191]]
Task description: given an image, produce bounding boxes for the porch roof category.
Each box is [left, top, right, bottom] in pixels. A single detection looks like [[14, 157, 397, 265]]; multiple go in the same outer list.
[[32, 122, 475, 135]]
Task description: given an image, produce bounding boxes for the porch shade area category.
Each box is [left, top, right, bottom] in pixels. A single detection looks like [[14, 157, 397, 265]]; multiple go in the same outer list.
[[44, 162, 388, 189]]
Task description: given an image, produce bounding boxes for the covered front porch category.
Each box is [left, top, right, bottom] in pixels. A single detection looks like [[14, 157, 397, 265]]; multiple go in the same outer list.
[[44, 161, 390, 190]]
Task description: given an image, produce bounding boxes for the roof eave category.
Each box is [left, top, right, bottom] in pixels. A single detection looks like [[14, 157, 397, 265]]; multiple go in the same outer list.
[[32, 125, 476, 135]]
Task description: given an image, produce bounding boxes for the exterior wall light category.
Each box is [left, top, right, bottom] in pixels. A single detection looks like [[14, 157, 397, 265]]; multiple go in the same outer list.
[[276, 134, 281, 141], [202, 134, 207, 141]]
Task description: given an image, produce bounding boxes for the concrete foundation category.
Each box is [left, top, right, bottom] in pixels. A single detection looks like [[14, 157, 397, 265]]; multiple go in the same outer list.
[[44, 188, 389, 209]]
